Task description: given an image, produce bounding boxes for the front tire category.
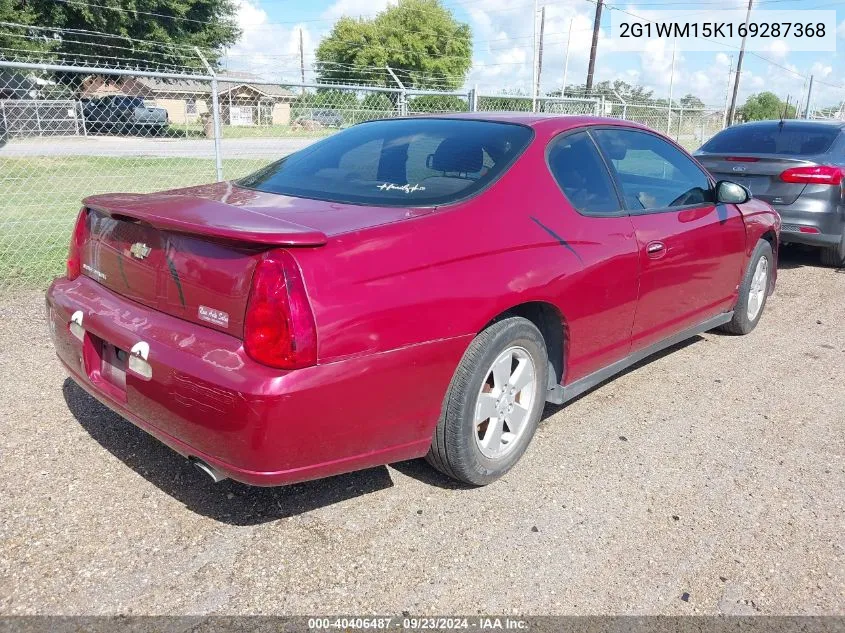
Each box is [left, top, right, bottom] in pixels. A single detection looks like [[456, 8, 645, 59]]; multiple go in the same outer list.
[[720, 239, 773, 335], [426, 316, 549, 486]]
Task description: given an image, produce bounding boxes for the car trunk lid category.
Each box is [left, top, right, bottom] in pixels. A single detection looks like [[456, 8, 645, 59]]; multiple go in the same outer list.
[[696, 154, 817, 205], [80, 191, 330, 338]]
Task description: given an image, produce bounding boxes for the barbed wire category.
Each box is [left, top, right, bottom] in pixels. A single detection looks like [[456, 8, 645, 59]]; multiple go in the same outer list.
[[2, 0, 842, 96], [1, 4, 829, 89], [0, 21, 219, 54]]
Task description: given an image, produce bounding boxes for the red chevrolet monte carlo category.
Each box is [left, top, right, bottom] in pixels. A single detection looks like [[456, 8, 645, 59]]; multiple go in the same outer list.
[[46, 114, 780, 486]]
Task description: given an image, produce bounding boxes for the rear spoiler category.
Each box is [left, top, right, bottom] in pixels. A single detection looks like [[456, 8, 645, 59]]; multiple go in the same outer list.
[[83, 193, 328, 247]]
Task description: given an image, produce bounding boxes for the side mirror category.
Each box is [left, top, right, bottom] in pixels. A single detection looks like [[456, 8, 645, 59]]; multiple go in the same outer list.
[[715, 180, 751, 204]]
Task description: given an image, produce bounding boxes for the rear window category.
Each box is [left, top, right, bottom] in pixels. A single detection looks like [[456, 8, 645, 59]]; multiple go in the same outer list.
[[700, 122, 840, 156], [238, 118, 534, 206]]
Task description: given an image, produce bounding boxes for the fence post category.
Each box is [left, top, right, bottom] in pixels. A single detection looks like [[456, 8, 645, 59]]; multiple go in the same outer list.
[[195, 47, 224, 182], [79, 101, 87, 137], [469, 84, 478, 112], [385, 66, 408, 116], [0, 101, 7, 135], [34, 100, 42, 136], [666, 101, 672, 135], [677, 104, 684, 141]]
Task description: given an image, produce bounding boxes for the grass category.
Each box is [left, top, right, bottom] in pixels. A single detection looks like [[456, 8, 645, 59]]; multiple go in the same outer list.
[[0, 122, 715, 291], [0, 155, 272, 288], [159, 123, 337, 140]]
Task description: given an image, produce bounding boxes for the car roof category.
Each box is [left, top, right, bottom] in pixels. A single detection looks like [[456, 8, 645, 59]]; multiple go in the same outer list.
[[411, 111, 652, 131], [727, 119, 845, 129]]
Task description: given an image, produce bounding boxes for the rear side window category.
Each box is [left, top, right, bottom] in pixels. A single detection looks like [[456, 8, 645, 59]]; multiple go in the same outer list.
[[238, 118, 534, 207], [546, 132, 621, 216], [700, 123, 840, 156]]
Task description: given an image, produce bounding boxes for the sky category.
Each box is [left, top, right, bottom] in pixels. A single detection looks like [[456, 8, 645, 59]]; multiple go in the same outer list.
[[222, 0, 845, 109]]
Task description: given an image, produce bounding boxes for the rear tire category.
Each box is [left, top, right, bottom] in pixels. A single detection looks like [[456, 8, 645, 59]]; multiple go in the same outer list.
[[820, 230, 845, 268], [720, 239, 773, 335], [426, 317, 549, 486]]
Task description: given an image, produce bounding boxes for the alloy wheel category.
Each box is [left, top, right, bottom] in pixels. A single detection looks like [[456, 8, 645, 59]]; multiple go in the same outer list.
[[473, 346, 537, 459], [746, 256, 769, 321]]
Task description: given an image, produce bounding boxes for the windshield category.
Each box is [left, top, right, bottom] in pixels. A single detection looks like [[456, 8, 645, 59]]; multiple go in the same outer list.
[[238, 118, 534, 207], [699, 122, 840, 156]]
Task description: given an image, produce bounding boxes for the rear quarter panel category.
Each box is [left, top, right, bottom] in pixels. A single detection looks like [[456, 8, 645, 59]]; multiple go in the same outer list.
[[293, 119, 640, 383]]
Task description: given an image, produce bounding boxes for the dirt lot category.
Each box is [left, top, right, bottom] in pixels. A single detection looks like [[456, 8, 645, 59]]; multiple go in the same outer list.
[[1, 246, 843, 615]]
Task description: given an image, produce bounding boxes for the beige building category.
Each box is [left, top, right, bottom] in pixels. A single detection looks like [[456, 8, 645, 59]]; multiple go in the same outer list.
[[79, 74, 295, 126]]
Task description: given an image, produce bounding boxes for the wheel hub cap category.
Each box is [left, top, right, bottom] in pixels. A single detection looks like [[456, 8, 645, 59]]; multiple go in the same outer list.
[[746, 257, 768, 321], [474, 346, 537, 459]]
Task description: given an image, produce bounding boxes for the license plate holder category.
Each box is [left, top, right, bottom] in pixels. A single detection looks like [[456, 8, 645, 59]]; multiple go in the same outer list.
[[82, 333, 128, 402], [101, 342, 127, 391]]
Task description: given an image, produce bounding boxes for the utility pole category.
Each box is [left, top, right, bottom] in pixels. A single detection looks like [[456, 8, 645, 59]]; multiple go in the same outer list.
[[561, 18, 573, 97], [299, 28, 305, 94], [804, 74, 814, 119], [535, 6, 546, 102], [531, 0, 538, 112], [727, 0, 753, 126], [667, 39, 677, 135], [722, 54, 734, 129], [585, 0, 603, 94]]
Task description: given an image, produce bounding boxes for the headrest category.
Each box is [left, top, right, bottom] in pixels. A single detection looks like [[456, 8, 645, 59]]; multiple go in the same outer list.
[[430, 137, 484, 173], [801, 136, 828, 154]]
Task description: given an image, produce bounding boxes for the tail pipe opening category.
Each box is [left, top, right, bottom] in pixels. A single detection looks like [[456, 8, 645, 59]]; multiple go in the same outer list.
[[189, 457, 227, 483]]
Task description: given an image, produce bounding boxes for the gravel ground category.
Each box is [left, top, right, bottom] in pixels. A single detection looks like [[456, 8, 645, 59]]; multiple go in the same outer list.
[[1, 245, 843, 616]]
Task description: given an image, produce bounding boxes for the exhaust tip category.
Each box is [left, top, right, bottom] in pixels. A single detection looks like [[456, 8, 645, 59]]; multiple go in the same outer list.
[[189, 457, 227, 483]]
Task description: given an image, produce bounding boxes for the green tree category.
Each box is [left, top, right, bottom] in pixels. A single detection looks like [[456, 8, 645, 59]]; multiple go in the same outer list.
[[0, 0, 239, 70], [566, 80, 656, 102], [409, 93, 468, 113], [680, 93, 705, 109], [315, 0, 472, 90], [738, 92, 798, 121]]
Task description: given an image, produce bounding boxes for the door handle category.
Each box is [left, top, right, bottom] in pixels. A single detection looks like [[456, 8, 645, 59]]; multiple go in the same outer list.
[[646, 241, 666, 258]]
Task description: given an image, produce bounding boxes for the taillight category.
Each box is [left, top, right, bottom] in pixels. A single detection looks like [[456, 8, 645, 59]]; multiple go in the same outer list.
[[66, 208, 88, 280], [780, 165, 843, 185], [726, 156, 760, 162], [244, 250, 317, 369]]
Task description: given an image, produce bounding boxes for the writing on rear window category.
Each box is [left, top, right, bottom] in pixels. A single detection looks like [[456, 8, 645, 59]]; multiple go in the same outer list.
[[377, 183, 427, 194], [236, 119, 534, 207]]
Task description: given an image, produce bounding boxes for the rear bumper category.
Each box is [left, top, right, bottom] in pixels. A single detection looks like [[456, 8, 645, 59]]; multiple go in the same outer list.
[[778, 228, 841, 248], [47, 276, 469, 486], [774, 201, 844, 249]]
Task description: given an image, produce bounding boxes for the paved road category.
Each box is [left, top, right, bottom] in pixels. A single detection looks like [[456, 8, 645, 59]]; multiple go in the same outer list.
[[1, 247, 843, 615], [0, 135, 317, 160]]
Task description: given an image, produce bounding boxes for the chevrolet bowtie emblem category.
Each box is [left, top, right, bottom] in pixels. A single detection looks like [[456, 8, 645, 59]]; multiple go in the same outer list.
[[129, 242, 152, 259]]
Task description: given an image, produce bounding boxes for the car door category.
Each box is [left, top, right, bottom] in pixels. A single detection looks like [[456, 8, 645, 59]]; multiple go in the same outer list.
[[544, 130, 640, 382], [592, 127, 746, 351]]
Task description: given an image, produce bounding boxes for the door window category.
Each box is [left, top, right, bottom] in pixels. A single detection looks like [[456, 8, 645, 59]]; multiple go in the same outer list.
[[593, 129, 712, 211], [546, 131, 622, 216]]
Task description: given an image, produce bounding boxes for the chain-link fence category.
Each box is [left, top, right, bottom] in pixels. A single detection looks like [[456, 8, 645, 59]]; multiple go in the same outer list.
[[0, 59, 728, 293]]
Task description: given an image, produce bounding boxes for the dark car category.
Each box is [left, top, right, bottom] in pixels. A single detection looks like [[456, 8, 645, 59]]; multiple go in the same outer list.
[[295, 108, 344, 128], [696, 120, 845, 267], [82, 95, 169, 135], [47, 115, 778, 487]]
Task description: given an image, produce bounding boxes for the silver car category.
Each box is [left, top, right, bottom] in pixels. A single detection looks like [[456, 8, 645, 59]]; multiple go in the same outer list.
[[696, 120, 845, 267]]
